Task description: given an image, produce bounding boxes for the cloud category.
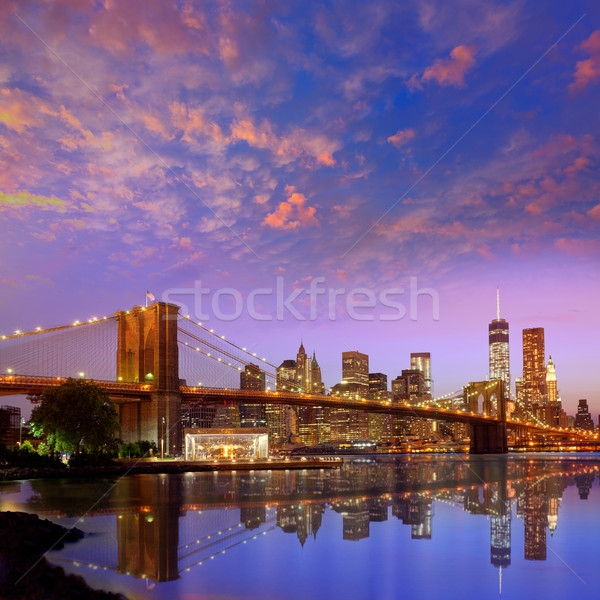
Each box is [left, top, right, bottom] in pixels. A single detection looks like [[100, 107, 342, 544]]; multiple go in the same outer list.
[[87, 0, 211, 56], [387, 128, 415, 149], [570, 30, 600, 92], [230, 113, 339, 167], [0, 191, 67, 211], [422, 45, 477, 88], [565, 156, 591, 176], [587, 204, 600, 221], [263, 186, 319, 230], [554, 237, 600, 257], [0, 89, 50, 133]]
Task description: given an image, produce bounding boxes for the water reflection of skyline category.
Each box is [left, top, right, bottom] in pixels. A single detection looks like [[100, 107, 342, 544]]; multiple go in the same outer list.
[[5, 456, 599, 589]]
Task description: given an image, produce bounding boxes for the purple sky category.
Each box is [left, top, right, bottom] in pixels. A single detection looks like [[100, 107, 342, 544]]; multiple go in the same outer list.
[[1, 1, 599, 416]]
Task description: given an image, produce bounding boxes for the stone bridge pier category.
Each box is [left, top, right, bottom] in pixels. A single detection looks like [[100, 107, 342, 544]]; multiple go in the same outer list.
[[464, 380, 508, 454], [115, 302, 181, 454]]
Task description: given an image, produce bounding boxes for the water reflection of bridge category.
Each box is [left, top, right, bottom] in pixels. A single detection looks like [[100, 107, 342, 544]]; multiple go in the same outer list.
[[24, 457, 598, 583]]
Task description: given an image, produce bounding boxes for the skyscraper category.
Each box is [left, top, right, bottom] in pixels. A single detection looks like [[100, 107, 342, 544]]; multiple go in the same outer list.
[[545, 356, 558, 403], [342, 350, 369, 390], [296, 342, 312, 392], [574, 399, 594, 431], [410, 353, 432, 397], [489, 290, 510, 397], [311, 351, 325, 394], [240, 363, 266, 428], [276, 359, 297, 391], [522, 328, 545, 404]]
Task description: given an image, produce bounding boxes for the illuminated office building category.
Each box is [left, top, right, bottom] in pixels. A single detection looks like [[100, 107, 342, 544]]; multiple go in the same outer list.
[[574, 399, 594, 431], [239, 363, 266, 428], [368, 373, 391, 442], [342, 350, 369, 391], [276, 359, 297, 391], [545, 356, 558, 403], [410, 353, 432, 397], [311, 351, 325, 394], [522, 328, 546, 404], [489, 290, 510, 397], [296, 342, 312, 392]]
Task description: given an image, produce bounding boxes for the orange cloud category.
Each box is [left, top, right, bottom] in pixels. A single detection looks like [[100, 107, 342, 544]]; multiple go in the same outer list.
[[141, 110, 173, 141], [565, 156, 591, 176], [587, 204, 600, 221], [387, 128, 415, 149], [88, 0, 211, 56], [230, 112, 339, 167], [170, 101, 225, 144], [317, 151, 336, 166], [570, 30, 600, 92], [422, 45, 477, 88], [0, 89, 49, 132], [263, 186, 318, 230]]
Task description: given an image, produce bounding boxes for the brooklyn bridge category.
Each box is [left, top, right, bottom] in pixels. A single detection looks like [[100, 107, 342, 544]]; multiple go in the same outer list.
[[0, 301, 594, 454]]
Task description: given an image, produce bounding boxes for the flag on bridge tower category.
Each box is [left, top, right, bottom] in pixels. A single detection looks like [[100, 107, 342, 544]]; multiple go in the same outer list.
[[146, 290, 156, 306]]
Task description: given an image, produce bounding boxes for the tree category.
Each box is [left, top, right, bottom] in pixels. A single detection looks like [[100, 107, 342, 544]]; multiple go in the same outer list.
[[30, 378, 119, 455]]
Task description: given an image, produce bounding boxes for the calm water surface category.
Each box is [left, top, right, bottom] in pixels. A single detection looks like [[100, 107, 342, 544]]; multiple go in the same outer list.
[[1, 454, 600, 600]]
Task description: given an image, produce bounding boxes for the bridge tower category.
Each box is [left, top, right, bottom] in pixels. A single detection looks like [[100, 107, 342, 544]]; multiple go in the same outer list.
[[464, 380, 507, 454], [115, 302, 181, 453]]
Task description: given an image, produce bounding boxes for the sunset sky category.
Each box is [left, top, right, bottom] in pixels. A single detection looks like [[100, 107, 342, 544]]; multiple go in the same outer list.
[[1, 0, 599, 415]]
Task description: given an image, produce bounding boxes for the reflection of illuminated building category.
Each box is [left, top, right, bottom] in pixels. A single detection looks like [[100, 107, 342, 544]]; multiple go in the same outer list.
[[490, 511, 511, 568], [575, 471, 595, 499], [276, 504, 324, 546], [523, 491, 547, 561], [333, 498, 370, 541], [241, 506, 266, 530], [392, 496, 432, 539], [184, 428, 269, 460], [116, 476, 181, 582], [368, 497, 390, 522]]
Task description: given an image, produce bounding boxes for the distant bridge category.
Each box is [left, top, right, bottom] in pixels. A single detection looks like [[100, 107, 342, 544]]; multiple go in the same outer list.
[[0, 301, 594, 453]]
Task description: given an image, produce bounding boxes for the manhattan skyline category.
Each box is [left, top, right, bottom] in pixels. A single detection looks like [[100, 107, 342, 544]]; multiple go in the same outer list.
[[0, 1, 599, 414]]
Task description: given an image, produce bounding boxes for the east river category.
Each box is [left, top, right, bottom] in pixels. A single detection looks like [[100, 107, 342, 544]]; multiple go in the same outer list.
[[1, 454, 600, 599]]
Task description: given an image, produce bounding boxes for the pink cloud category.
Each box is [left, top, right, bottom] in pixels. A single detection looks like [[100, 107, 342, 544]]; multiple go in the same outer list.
[[422, 45, 477, 88], [555, 237, 600, 256], [570, 30, 600, 92], [387, 128, 415, 149], [141, 110, 173, 141], [587, 204, 600, 221], [87, 0, 211, 56], [263, 186, 318, 230], [170, 102, 226, 145], [565, 156, 591, 176], [230, 113, 339, 167], [0, 89, 51, 133], [477, 244, 495, 260]]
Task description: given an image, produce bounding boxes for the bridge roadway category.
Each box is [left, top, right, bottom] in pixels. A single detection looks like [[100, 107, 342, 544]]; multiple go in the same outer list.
[[1, 374, 593, 440]]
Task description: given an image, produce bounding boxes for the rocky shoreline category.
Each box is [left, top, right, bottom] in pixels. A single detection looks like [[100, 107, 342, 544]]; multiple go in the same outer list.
[[0, 511, 125, 599], [0, 457, 342, 481]]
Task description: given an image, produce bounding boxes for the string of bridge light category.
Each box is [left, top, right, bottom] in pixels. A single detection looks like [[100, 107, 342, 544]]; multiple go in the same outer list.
[[180, 314, 277, 369], [178, 340, 280, 388], [0, 315, 116, 341]]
